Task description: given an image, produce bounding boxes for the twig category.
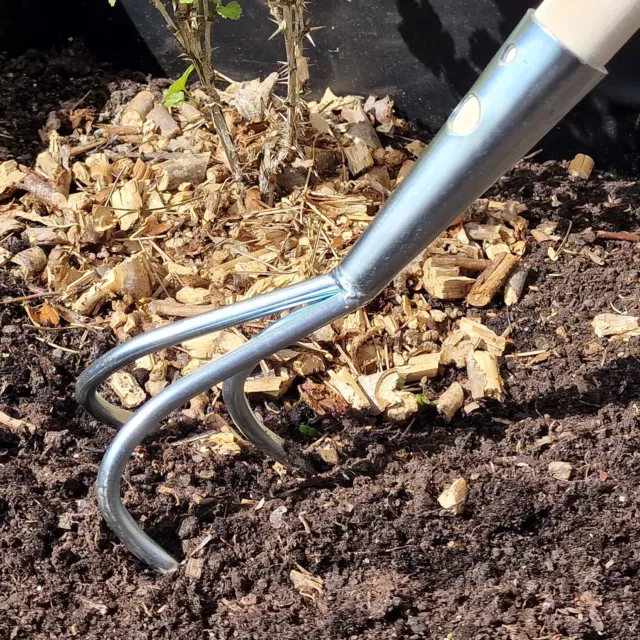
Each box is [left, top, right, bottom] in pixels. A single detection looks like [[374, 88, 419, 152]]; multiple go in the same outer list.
[[69, 137, 108, 158], [596, 230, 640, 242], [19, 174, 61, 210], [23, 323, 103, 333], [169, 430, 220, 447], [150, 0, 177, 31], [0, 292, 60, 305], [68, 89, 93, 112], [34, 336, 80, 355], [557, 220, 573, 255], [214, 69, 237, 84], [0, 409, 36, 433]]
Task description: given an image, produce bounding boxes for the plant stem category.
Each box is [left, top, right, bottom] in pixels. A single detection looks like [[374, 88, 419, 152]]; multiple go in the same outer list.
[[268, 0, 307, 156], [149, 0, 244, 191], [282, 3, 298, 151]]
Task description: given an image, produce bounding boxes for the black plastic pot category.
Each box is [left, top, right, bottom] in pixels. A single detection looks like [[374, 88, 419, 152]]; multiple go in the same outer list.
[[4, 0, 640, 172], [118, 0, 640, 173]]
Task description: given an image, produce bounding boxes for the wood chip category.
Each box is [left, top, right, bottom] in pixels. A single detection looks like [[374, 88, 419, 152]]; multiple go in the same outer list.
[[309, 112, 332, 136], [392, 159, 413, 187], [0, 409, 37, 433], [423, 263, 475, 300], [292, 352, 325, 376], [405, 139, 426, 158], [228, 73, 278, 120], [107, 372, 146, 409], [466, 350, 503, 401], [318, 441, 340, 465], [0, 159, 27, 196], [359, 369, 418, 420], [310, 324, 336, 343], [176, 287, 211, 305], [344, 141, 373, 176], [178, 102, 203, 124], [290, 569, 324, 599], [121, 90, 155, 127], [25, 227, 67, 246], [504, 267, 529, 306], [397, 352, 441, 381], [438, 478, 467, 514], [327, 367, 372, 411], [458, 317, 506, 356], [11, 247, 47, 277], [568, 153, 594, 179], [145, 361, 168, 397], [73, 255, 152, 316], [0, 217, 25, 237], [29, 301, 60, 327], [548, 461, 572, 481], [441, 331, 474, 368], [244, 372, 294, 398], [436, 382, 465, 423], [464, 401, 481, 415], [466, 253, 519, 307], [184, 557, 205, 580], [92, 205, 115, 233], [428, 255, 491, 272], [310, 87, 361, 113], [147, 104, 181, 139], [198, 432, 242, 456], [343, 102, 381, 149], [111, 179, 144, 230], [592, 313, 640, 338], [153, 153, 210, 191], [595, 230, 640, 243], [147, 299, 221, 318]]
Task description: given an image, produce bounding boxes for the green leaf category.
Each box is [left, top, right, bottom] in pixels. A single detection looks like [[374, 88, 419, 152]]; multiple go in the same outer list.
[[108, 0, 116, 6], [216, 1, 242, 20], [415, 394, 432, 406], [163, 65, 195, 109], [179, 0, 197, 3], [164, 90, 185, 109], [299, 425, 321, 438]]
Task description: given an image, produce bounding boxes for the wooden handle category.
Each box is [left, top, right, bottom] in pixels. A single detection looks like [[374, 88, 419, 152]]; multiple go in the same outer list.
[[536, 0, 640, 67]]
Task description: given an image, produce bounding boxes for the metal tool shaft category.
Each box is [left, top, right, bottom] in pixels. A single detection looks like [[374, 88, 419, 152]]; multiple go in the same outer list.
[[336, 11, 605, 299], [77, 10, 606, 572]]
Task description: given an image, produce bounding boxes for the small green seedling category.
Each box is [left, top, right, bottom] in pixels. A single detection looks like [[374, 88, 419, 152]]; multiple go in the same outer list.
[[299, 424, 321, 438], [213, 0, 243, 19], [415, 394, 432, 406], [163, 64, 195, 109]]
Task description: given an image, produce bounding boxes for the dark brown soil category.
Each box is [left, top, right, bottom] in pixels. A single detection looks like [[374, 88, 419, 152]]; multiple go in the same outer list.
[[2, 56, 640, 640], [0, 46, 148, 164]]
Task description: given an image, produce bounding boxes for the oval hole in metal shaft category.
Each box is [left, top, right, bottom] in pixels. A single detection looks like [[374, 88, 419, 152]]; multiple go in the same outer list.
[[448, 94, 481, 135], [502, 44, 518, 63]]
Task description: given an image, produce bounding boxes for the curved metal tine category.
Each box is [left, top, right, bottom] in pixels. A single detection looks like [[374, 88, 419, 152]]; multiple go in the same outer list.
[[96, 292, 356, 572], [222, 303, 337, 471], [76, 274, 340, 430]]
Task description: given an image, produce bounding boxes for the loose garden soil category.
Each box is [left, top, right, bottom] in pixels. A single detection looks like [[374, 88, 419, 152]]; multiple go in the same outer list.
[[1, 47, 639, 640]]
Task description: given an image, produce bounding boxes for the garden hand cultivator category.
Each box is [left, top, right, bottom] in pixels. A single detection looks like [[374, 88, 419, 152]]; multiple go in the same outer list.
[[77, 0, 640, 572]]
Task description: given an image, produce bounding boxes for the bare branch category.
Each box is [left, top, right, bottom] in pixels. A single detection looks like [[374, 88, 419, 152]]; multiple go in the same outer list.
[[148, 0, 244, 191]]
